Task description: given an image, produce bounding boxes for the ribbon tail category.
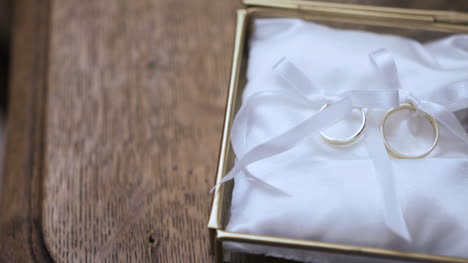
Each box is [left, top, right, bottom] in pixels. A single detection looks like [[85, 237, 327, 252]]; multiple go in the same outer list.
[[242, 168, 291, 196], [273, 57, 319, 100], [367, 49, 410, 240], [209, 166, 291, 195], [419, 101, 468, 145], [211, 97, 353, 193], [365, 111, 411, 241], [210, 171, 236, 193]]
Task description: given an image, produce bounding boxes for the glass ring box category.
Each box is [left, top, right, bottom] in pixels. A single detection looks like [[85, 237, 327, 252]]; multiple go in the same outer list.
[[208, 1, 468, 262]]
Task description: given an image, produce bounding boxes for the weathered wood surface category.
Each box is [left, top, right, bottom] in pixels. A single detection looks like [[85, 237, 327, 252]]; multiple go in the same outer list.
[[0, 1, 467, 263], [0, 0, 240, 262], [0, 0, 53, 261]]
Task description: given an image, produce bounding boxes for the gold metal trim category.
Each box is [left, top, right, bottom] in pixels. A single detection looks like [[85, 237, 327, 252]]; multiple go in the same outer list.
[[244, 0, 468, 25], [208, 8, 248, 233], [247, 7, 468, 33], [217, 230, 468, 263]]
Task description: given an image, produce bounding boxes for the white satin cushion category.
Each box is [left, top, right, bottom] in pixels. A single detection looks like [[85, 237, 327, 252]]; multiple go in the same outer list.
[[225, 18, 468, 261]]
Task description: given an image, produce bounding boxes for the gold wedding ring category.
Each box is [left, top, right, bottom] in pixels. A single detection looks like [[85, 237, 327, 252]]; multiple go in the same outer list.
[[380, 102, 439, 159], [320, 104, 366, 145]]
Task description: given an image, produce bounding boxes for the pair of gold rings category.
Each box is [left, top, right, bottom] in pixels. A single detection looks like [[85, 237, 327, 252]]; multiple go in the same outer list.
[[319, 103, 439, 159]]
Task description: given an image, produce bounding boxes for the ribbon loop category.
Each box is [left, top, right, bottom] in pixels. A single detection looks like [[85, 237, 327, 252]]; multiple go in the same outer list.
[[370, 48, 403, 91], [214, 55, 402, 193], [401, 90, 422, 107], [370, 48, 468, 146], [430, 81, 468, 112], [418, 100, 468, 144], [273, 57, 320, 101]]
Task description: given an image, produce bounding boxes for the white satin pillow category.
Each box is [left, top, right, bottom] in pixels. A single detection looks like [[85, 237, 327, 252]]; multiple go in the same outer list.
[[225, 18, 468, 262]]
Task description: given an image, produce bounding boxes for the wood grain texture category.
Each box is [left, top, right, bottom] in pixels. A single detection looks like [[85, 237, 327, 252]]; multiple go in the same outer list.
[[1, 1, 467, 263], [0, 0, 241, 262], [0, 0, 53, 262], [42, 0, 240, 262]]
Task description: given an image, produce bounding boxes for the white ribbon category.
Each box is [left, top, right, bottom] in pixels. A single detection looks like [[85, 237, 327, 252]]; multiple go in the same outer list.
[[371, 49, 468, 145], [403, 89, 468, 145], [367, 49, 411, 241], [212, 57, 401, 189], [279, 51, 411, 240], [212, 56, 400, 211], [212, 95, 353, 190], [212, 50, 468, 242], [368, 48, 468, 241], [364, 113, 411, 241]]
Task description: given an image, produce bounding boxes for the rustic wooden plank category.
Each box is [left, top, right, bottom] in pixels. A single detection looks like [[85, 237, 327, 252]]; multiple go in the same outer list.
[[41, 0, 239, 262], [0, 0, 53, 262]]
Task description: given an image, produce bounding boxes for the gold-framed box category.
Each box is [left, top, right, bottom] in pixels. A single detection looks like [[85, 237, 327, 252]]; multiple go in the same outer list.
[[208, 1, 468, 262]]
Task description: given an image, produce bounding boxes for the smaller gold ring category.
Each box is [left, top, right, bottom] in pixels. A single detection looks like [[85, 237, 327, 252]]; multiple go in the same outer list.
[[380, 102, 439, 159], [319, 104, 366, 145]]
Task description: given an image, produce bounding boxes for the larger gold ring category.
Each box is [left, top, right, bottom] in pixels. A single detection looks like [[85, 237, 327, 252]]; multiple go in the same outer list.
[[320, 104, 366, 145], [380, 102, 439, 159]]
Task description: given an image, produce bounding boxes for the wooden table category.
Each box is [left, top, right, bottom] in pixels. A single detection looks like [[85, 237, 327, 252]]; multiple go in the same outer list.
[[1, 0, 467, 262], [0, 0, 241, 262]]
